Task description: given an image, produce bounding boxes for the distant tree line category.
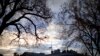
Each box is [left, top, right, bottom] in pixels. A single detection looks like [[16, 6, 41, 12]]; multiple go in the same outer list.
[[14, 49, 88, 56]]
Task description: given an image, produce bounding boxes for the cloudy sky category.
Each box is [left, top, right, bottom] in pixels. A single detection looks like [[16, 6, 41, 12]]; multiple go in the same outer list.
[[0, 0, 86, 55], [47, 0, 67, 12], [26, 0, 85, 54], [47, 0, 71, 12]]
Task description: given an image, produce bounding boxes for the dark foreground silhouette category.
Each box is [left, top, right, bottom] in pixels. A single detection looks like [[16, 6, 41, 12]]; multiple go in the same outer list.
[[14, 49, 89, 56], [0, 54, 3, 56]]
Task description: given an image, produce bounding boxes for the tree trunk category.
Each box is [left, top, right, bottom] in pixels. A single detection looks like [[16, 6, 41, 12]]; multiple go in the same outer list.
[[0, 25, 6, 35]]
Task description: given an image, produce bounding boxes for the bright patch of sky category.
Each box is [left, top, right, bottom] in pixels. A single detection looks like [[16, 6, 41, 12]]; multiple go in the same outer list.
[[47, 0, 67, 12]]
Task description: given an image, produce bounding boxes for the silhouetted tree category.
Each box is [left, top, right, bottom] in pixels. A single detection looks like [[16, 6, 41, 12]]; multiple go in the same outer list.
[[61, 0, 100, 56], [0, 0, 51, 40]]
